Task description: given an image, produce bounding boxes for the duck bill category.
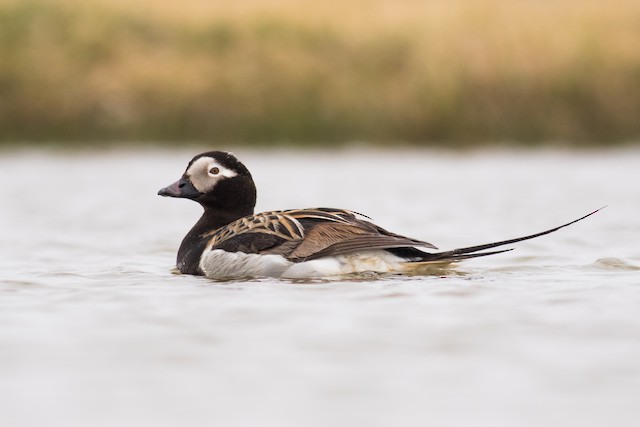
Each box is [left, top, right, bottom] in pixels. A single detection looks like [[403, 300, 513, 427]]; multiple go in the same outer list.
[[157, 177, 202, 199]]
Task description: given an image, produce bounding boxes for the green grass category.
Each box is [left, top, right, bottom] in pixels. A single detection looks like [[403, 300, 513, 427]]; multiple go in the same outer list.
[[1, 0, 640, 146]]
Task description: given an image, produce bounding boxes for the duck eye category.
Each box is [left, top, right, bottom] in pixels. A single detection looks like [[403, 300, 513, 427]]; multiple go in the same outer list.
[[209, 167, 220, 175]]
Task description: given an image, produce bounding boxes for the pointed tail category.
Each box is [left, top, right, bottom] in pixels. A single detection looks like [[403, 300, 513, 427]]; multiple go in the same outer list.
[[419, 207, 605, 263]]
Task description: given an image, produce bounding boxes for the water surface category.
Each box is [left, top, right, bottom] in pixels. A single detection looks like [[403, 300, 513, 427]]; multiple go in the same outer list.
[[1, 148, 639, 427]]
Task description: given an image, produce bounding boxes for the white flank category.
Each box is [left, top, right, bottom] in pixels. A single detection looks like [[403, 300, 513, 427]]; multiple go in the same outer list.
[[283, 250, 407, 278], [199, 250, 292, 279], [200, 249, 408, 279], [280, 258, 343, 278]]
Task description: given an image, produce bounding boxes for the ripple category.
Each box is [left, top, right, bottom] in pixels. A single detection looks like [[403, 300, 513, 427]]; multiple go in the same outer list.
[[2, 149, 640, 427], [588, 257, 640, 271]]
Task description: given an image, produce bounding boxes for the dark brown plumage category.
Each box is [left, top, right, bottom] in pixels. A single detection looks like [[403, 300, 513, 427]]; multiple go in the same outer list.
[[202, 207, 437, 262]]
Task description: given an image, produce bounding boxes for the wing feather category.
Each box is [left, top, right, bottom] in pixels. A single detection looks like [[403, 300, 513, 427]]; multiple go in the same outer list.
[[294, 235, 437, 262], [202, 207, 437, 261]]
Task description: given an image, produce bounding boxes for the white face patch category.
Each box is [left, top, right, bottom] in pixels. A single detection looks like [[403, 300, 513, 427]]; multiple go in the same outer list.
[[186, 156, 238, 193]]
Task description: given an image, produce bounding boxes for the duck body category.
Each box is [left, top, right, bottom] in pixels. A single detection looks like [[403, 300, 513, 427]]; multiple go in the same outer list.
[[158, 151, 600, 279], [180, 207, 449, 279]]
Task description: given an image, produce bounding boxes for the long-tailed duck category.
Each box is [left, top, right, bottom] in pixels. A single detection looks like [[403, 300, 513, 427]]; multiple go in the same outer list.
[[158, 151, 600, 279]]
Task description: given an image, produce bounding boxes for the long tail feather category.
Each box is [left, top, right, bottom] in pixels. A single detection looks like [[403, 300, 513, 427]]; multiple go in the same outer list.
[[420, 207, 605, 262]]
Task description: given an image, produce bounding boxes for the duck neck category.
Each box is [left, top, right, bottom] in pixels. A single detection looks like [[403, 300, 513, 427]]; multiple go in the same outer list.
[[193, 206, 250, 236], [176, 206, 254, 274]]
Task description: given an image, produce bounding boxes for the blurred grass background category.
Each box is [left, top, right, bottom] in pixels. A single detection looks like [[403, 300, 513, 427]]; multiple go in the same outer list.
[[1, 0, 639, 147]]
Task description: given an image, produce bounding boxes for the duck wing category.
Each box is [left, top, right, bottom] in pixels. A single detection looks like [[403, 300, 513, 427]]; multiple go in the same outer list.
[[203, 207, 437, 261]]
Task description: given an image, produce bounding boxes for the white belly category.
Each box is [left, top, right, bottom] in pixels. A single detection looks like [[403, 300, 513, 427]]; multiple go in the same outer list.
[[198, 249, 406, 279], [199, 250, 293, 278]]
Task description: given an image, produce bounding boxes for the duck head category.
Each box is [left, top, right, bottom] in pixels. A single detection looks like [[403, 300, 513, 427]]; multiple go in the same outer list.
[[158, 151, 257, 215]]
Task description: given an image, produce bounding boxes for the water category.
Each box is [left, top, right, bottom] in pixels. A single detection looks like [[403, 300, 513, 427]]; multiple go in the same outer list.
[[1, 148, 639, 427]]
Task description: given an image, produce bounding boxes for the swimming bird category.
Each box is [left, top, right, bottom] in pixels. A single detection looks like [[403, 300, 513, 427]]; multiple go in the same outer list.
[[158, 151, 600, 279]]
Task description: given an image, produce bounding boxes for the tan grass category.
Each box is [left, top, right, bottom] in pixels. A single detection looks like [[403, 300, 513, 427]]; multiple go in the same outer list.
[[1, 0, 639, 144]]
